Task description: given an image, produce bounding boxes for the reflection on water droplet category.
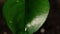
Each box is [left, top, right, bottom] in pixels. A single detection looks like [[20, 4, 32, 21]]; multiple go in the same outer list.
[[3, 32, 7, 34], [40, 28, 45, 33], [27, 23, 31, 27], [25, 28, 27, 31]]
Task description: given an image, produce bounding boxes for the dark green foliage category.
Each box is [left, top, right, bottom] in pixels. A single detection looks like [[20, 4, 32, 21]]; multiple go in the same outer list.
[[3, 0, 50, 34]]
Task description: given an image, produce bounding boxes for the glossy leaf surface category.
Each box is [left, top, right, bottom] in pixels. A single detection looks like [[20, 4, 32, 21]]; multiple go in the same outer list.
[[3, 0, 50, 34]]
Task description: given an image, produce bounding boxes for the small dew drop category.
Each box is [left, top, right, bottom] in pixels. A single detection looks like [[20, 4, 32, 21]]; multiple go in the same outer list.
[[3, 32, 7, 34], [25, 28, 27, 31], [40, 28, 45, 33], [27, 24, 31, 27]]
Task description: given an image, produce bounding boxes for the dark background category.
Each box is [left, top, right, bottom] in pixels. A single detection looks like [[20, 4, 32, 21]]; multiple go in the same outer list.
[[0, 0, 60, 34]]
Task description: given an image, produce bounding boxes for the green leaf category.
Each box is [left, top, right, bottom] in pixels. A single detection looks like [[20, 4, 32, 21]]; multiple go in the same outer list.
[[3, 0, 50, 34]]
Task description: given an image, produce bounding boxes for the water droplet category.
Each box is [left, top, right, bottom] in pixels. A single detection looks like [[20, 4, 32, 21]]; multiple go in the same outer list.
[[3, 32, 7, 34], [40, 28, 45, 33], [25, 28, 27, 31], [27, 23, 31, 27]]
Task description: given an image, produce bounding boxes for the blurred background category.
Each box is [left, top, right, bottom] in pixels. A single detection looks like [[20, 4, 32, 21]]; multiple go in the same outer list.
[[0, 0, 60, 34]]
